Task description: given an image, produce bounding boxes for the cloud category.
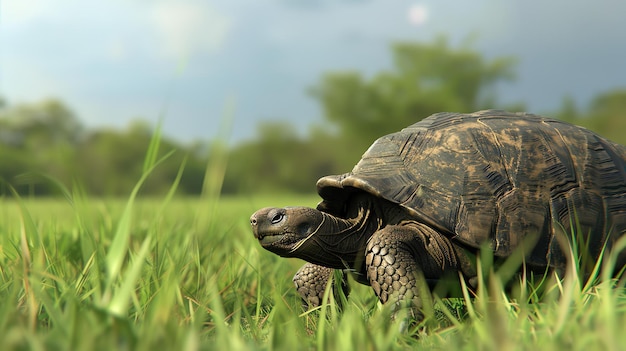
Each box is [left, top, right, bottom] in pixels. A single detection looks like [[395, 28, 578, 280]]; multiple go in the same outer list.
[[150, 1, 232, 60]]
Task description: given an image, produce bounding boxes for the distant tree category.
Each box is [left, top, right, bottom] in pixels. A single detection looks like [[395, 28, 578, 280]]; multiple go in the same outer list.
[[5, 99, 83, 147], [223, 121, 344, 194], [225, 122, 300, 193], [309, 38, 518, 160], [589, 89, 626, 118], [76, 121, 203, 196], [0, 98, 83, 194], [0, 98, 205, 196], [554, 95, 580, 123], [308, 38, 518, 165], [567, 89, 626, 145]]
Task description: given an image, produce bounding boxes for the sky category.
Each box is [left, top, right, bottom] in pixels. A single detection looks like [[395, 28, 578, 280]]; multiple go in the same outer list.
[[1, 0, 625, 144]]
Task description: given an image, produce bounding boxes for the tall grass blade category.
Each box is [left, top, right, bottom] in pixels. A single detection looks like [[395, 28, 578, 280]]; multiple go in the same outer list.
[[197, 98, 235, 234], [104, 142, 174, 294], [201, 98, 234, 202], [143, 118, 163, 174], [108, 236, 153, 317], [156, 155, 187, 218], [6, 186, 41, 330]]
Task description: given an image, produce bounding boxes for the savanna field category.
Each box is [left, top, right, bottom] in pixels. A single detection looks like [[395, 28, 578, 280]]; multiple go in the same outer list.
[[0, 190, 625, 350]]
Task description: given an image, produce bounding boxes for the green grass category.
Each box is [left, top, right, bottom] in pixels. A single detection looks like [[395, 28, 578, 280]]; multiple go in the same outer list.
[[0, 192, 624, 350], [0, 128, 624, 350]]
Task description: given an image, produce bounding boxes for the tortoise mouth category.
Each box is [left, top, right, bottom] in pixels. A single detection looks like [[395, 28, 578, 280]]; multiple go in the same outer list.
[[258, 233, 286, 246]]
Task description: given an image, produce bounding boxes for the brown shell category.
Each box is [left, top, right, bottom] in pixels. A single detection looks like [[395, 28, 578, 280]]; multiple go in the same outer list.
[[316, 110, 626, 267]]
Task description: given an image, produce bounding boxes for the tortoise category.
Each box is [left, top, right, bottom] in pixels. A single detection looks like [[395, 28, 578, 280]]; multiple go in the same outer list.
[[250, 109, 626, 318]]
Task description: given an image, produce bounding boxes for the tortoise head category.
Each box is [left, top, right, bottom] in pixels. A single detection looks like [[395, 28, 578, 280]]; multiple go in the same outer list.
[[250, 207, 325, 257]]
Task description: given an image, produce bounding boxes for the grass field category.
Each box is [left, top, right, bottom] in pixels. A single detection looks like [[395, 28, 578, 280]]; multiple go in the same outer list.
[[0, 129, 623, 350], [0, 190, 625, 351]]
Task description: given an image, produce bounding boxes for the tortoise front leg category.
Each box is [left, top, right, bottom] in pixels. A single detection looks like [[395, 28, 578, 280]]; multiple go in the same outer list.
[[293, 263, 350, 309], [365, 222, 461, 320]]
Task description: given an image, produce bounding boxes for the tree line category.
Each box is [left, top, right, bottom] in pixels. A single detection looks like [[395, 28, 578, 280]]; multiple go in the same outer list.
[[0, 99, 207, 196], [2, 39, 625, 196]]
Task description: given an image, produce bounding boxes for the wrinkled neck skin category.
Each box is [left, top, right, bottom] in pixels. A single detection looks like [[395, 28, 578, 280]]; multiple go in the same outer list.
[[293, 195, 400, 270]]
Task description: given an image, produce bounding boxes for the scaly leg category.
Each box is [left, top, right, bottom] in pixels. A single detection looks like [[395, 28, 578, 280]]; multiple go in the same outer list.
[[293, 263, 350, 309], [365, 222, 462, 320]]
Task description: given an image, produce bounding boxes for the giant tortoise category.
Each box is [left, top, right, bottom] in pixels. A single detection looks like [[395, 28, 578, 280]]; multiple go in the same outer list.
[[250, 110, 626, 318]]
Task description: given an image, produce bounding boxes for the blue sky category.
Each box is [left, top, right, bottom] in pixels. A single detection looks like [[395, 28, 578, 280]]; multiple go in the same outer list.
[[2, 0, 625, 144]]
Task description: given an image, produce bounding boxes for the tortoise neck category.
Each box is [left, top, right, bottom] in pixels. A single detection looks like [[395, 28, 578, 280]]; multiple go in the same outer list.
[[291, 198, 381, 269]]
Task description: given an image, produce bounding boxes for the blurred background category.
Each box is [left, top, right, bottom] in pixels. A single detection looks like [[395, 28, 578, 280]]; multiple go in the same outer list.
[[1, 0, 625, 196]]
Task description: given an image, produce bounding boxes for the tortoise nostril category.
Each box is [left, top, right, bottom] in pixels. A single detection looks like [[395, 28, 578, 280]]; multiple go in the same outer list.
[[250, 215, 258, 226]]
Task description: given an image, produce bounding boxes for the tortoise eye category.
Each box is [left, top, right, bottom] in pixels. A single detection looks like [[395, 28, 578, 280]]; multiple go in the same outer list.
[[270, 212, 284, 224]]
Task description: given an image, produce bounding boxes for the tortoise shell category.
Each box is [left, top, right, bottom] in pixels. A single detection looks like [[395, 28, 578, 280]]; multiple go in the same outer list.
[[317, 110, 626, 267]]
